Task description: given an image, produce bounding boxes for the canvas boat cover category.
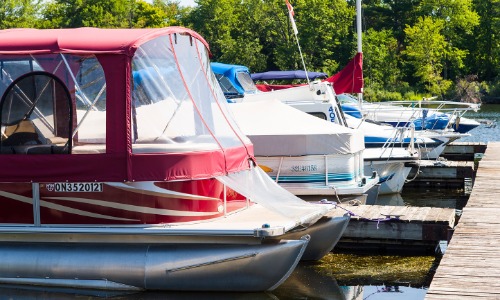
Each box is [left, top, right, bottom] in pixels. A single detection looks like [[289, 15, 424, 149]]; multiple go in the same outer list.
[[251, 70, 327, 81], [0, 27, 255, 182], [229, 100, 364, 156], [211, 62, 259, 96]]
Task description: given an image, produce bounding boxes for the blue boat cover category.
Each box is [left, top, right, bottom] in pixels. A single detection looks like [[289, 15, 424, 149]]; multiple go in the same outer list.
[[211, 62, 250, 95], [251, 70, 327, 81]]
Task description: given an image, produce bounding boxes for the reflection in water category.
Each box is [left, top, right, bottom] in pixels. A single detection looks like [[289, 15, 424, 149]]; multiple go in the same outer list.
[[374, 193, 404, 206], [316, 253, 436, 288], [362, 285, 427, 300], [401, 187, 469, 209], [0, 264, 364, 300], [272, 263, 362, 300], [0, 285, 277, 300]]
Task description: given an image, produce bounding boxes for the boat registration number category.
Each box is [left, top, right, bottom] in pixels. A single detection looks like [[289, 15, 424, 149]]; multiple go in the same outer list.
[[291, 165, 318, 172], [47, 182, 104, 192]]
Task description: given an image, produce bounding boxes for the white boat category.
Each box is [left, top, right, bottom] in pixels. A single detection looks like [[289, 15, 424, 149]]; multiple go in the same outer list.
[[212, 62, 427, 195], [0, 27, 347, 292], [338, 93, 481, 134], [245, 82, 425, 195], [229, 99, 379, 200]]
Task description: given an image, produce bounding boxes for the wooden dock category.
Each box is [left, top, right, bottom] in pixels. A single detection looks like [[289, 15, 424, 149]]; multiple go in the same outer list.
[[403, 142, 486, 189], [441, 141, 487, 161], [329, 204, 456, 252], [426, 142, 500, 299], [405, 160, 476, 189]]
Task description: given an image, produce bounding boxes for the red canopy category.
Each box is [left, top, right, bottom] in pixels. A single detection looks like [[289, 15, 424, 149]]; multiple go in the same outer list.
[[0, 27, 209, 55], [0, 27, 253, 183]]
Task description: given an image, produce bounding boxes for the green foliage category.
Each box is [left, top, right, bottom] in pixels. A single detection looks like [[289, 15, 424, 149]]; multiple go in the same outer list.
[[364, 87, 403, 102], [289, 0, 355, 73], [186, 0, 354, 74], [0, 0, 41, 29], [39, 0, 184, 28], [417, 0, 480, 35], [403, 17, 463, 96], [0, 0, 496, 101], [40, 0, 130, 28], [363, 28, 401, 90], [362, 0, 422, 49], [465, 0, 499, 82]]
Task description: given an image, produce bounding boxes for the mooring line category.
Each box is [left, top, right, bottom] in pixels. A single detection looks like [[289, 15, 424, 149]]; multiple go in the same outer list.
[[320, 199, 400, 229]]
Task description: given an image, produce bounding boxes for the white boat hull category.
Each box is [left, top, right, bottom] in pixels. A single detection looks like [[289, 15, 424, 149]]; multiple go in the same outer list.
[[364, 160, 412, 194], [256, 154, 379, 196]]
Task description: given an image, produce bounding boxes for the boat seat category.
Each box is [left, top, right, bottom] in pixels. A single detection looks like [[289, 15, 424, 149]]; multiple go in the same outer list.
[[0, 145, 68, 154], [132, 143, 219, 153], [72, 144, 106, 154], [25, 145, 68, 154], [47, 136, 68, 146], [2, 120, 42, 146]]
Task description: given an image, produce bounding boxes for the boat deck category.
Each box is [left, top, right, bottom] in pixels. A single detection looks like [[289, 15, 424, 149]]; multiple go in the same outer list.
[[426, 142, 500, 299]]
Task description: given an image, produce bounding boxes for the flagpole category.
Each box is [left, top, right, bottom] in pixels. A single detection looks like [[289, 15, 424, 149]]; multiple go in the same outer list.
[[356, 0, 363, 107], [286, 0, 310, 85], [294, 31, 310, 86]]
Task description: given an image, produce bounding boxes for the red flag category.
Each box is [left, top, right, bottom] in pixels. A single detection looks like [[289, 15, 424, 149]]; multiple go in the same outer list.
[[325, 52, 364, 94], [285, 0, 298, 35], [285, 0, 294, 16]]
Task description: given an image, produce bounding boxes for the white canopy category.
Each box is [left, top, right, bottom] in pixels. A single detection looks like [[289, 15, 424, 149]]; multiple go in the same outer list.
[[229, 100, 364, 156]]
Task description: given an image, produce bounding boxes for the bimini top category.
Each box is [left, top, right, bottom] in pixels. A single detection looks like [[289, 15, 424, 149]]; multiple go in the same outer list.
[[251, 70, 327, 81], [0, 27, 208, 55], [0, 27, 254, 182]]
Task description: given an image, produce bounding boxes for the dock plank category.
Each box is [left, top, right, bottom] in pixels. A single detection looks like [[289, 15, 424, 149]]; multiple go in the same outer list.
[[426, 142, 500, 300], [329, 204, 455, 246]]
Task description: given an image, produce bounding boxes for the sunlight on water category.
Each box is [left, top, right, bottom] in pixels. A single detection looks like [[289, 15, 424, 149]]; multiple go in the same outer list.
[[461, 104, 500, 143]]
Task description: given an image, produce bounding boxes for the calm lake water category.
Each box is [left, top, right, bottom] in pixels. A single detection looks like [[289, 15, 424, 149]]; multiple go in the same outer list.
[[3, 105, 499, 299]]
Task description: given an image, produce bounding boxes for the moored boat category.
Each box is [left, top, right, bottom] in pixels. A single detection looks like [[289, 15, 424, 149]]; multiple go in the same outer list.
[[337, 93, 481, 134], [229, 99, 380, 200], [211, 62, 423, 195], [0, 27, 342, 292]]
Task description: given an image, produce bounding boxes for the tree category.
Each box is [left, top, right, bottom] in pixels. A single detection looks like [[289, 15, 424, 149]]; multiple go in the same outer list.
[[40, 0, 184, 29], [403, 16, 465, 96], [363, 28, 402, 91], [40, 0, 130, 28], [186, 0, 355, 74], [417, 0, 479, 80], [361, 0, 422, 51], [0, 0, 41, 29], [466, 0, 499, 82]]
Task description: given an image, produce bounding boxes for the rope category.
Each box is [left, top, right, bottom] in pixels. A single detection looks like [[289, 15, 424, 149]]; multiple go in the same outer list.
[[320, 199, 401, 229], [405, 142, 424, 183]]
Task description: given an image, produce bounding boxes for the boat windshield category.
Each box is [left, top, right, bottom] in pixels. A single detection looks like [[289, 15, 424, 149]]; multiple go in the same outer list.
[[215, 73, 240, 96], [235, 71, 258, 94], [131, 34, 250, 153], [0, 54, 107, 154]]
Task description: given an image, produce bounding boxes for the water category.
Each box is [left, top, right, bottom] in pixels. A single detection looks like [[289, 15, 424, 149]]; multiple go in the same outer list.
[[460, 103, 500, 143], [3, 105, 499, 299]]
